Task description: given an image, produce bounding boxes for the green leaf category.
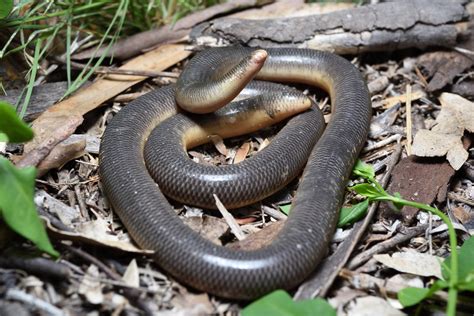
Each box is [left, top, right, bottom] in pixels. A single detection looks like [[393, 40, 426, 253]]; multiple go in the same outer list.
[[280, 204, 291, 216], [242, 290, 336, 316], [0, 157, 58, 257], [398, 280, 448, 307], [0, 132, 8, 142], [443, 236, 474, 282], [353, 160, 375, 180], [458, 280, 474, 292], [350, 183, 384, 199], [0, 0, 13, 19], [398, 287, 431, 307], [338, 199, 369, 227], [0, 101, 34, 143]]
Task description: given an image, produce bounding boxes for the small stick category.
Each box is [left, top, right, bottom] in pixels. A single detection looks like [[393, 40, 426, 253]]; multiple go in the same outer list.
[[262, 205, 288, 221], [448, 192, 474, 207], [213, 194, 246, 240], [63, 245, 157, 314], [347, 223, 431, 269], [6, 289, 64, 316], [362, 134, 401, 153], [405, 84, 413, 156]]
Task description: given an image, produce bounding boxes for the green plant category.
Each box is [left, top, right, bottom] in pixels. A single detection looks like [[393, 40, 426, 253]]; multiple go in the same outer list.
[[0, 0, 220, 117], [0, 101, 58, 257], [348, 160, 469, 316], [241, 290, 336, 316]]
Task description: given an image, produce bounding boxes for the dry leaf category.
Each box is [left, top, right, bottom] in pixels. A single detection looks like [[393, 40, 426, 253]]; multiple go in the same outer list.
[[209, 134, 228, 156], [374, 251, 443, 279], [35, 190, 81, 226], [44, 217, 152, 254], [79, 264, 103, 305], [233, 142, 250, 164], [122, 259, 139, 288], [346, 296, 406, 316], [412, 93, 474, 170], [182, 215, 228, 245]]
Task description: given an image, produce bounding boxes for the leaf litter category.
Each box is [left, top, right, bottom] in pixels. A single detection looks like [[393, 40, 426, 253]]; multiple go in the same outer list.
[[1, 2, 474, 315]]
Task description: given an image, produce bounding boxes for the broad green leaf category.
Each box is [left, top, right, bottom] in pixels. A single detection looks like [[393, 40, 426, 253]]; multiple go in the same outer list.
[[353, 160, 375, 180], [398, 280, 448, 307], [0, 0, 13, 19], [338, 199, 369, 227], [0, 101, 34, 143], [0, 132, 8, 142], [0, 157, 58, 257], [242, 290, 336, 316], [350, 183, 383, 199], [443, 236, 474, 282], [279, 204, 291, 216], [398, 288, 430, 307]]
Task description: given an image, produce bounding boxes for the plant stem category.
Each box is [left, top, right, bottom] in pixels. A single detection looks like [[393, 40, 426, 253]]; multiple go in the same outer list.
[[374, 196, 458, 316]]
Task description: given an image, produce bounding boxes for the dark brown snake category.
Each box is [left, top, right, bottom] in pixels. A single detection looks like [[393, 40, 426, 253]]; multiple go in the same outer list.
[[99, 47, 371, 299]]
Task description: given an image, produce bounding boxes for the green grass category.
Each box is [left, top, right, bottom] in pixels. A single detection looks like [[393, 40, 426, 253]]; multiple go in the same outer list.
[[0, 0, 220, 117]]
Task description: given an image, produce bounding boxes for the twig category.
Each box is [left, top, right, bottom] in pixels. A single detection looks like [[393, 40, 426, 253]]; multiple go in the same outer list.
[[347, 223, 431, 269], [448, 192, 474, 207], [74, 185, 89, 220], [63, 245, 157, 315], [405, 84, 413, 156], [6, 289, 64, 316], [262, 205, 287, 221], [0, 255, 71, 280], [362, 134, 401, 153], [213, 194, 246, 240]]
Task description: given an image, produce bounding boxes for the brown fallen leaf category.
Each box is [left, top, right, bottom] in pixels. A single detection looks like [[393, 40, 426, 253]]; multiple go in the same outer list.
[[233, 142, 251, 164], [209, 134, 228, 156], [182, 215, 229, 245], [383, 156, 455, 223], [417, 21, 474, 92], [21, 44, 191, 169], [412, 93, 474, 170], [227, 220, 284, 251], [36, 136, 86, 177], [44, 217, 153, 255]]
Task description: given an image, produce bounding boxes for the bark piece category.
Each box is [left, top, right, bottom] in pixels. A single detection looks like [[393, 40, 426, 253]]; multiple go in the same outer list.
[[20, 44, 190, 169], [417, 21, 474, 92], [227, 221, 284, 251], [191, 0, 468, 54], [384, 157, 455, 223], [229, 0, 354, 20], [0, 82, 68, 122]]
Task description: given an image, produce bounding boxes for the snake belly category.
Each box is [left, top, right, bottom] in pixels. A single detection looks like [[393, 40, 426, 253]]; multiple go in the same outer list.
[[99, 47, 371, 299]]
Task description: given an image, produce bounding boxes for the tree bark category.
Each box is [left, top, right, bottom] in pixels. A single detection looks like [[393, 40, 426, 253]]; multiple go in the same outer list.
[[191, 0, 469, 54]]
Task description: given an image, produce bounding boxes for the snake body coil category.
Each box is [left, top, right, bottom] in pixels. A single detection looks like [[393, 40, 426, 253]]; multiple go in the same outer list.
[[99, 47, 371, 299]]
